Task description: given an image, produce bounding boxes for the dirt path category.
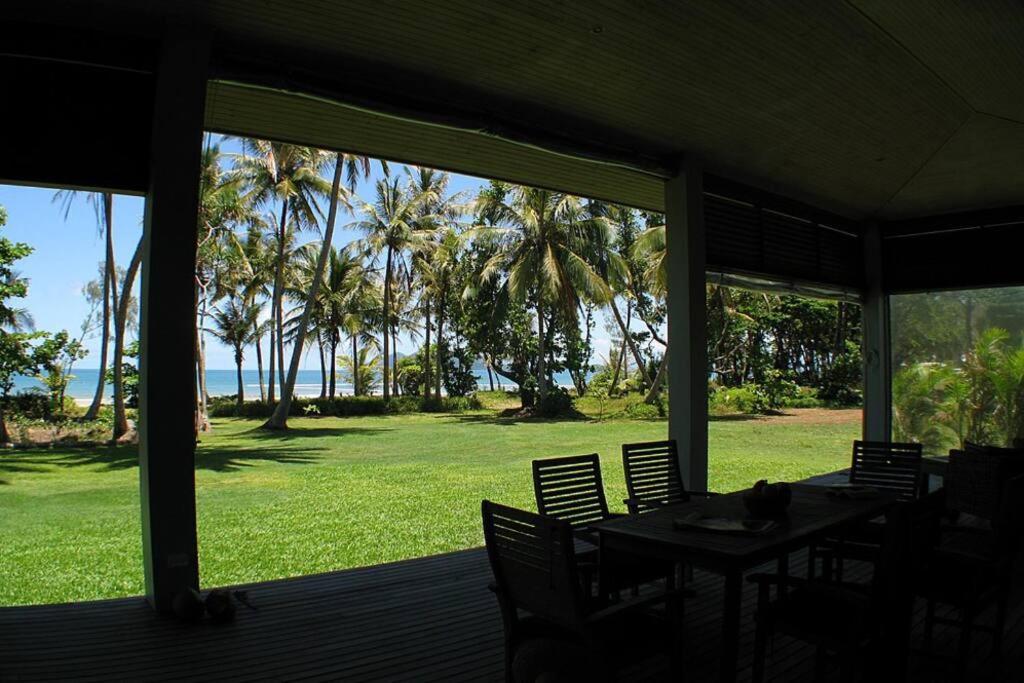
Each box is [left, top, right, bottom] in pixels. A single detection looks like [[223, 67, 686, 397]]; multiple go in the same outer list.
[[763, 407, 861, 426]]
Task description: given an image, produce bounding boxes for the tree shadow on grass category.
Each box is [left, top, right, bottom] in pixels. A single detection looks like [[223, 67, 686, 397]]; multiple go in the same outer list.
[[709, 414, 765, 422], [442, 413, 593, 427], [234, 425, 393, 441]]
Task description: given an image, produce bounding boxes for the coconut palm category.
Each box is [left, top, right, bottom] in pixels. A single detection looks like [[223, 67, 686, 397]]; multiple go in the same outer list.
[[209, 297, 261, 408], [268, 151, 381, 427], [351, 178, 436, 400], [232, 140, 331, 405], [474, 186, 613, 402], [0, 269, 34, 332], [195, 143, 249, 429]]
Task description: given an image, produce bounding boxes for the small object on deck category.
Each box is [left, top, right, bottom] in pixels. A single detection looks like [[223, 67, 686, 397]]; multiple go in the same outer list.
[[205, 589, 237, 623], [172, 587, 205, 622]]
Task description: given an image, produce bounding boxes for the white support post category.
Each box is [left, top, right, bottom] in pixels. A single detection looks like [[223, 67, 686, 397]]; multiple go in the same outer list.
[[138, 30, 208, 612], [664, 157, 709, 491], [861, 222, 891, 442]]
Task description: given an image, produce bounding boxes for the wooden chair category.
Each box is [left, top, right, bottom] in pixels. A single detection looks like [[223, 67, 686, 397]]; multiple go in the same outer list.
[[917, 459, 1024, 680], [482, 500, 686, 682], [751, 492, 944, 682], [809, 440, 924, 580], [621, 440, 716, 514], [533, 453, 620, 541]]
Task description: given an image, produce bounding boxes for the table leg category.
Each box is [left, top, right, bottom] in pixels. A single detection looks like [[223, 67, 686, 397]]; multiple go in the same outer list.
[[777, 553, 789, 599], [720, 570, 742, 683]]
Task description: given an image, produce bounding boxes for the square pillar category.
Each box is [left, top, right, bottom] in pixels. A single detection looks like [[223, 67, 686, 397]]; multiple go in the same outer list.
[[664, 157, 709, 491], [861, 222, 891, 441], [138, 30, 208, 612]]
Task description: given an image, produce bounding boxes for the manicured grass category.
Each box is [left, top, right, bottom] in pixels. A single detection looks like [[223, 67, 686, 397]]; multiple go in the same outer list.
[[0, 409, 858, 606]]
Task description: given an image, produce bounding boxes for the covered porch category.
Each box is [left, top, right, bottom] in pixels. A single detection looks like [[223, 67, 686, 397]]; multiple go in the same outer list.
[[3, 1, 1024, 680]]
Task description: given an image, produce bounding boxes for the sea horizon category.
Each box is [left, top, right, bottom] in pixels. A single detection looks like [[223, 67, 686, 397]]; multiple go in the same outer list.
[[10, 366, 570, 400]]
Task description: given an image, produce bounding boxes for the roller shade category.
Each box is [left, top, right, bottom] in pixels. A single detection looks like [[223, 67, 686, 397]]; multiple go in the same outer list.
[[204, 81, 665, 212], [704, 189, 863, 289]]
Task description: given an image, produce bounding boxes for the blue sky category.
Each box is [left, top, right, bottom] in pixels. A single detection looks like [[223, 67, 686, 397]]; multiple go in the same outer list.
[[0, 135, 619, 371]]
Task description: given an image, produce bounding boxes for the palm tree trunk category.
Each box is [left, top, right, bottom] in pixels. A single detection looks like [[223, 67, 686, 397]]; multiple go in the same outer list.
[[194, 281, 210, 432], [537, 300, 548, 402], [351, 334, 359, 396], [267, 313, 276, 404], [485, 355, 495, 391], [254, 327, 266, 401], [268, 198, 288, 406], [235, 352, 245, 408], [392, 324, 399, 396], [318, 337, 327, 399], [267, 158, 343, 429], [112, 238, 143, 440], [424, 296, 432, 400], [644, 352, 669, 403], [610, 299, 652, 389], [85, 194, 115, 420], [436, 294, 445, 398], [329, 338, 338, 399], [382, 247, 393, 401]]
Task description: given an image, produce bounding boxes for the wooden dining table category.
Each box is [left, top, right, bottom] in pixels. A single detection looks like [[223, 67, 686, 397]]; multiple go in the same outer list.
[[593, 483, 897, 683]]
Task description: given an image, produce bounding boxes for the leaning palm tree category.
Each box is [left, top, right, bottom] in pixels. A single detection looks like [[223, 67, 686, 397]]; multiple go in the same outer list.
[[232, 140, 330, 406], [208, 297, 261, 409], [350, 178, 435, 400], [53, 190, 116, 420], [474, 186, 613, 403], [267, 151, 379, 428], [582, 201, 651, 392]]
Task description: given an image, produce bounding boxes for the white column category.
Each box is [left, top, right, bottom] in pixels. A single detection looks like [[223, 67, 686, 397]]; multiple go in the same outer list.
[[665, 157, 709, 491], [860, 222, 891, 441], [138, 30, 209, 612]]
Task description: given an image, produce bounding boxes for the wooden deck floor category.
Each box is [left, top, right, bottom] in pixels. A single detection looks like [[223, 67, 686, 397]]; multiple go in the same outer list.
[[2, 543, 1022, 681]]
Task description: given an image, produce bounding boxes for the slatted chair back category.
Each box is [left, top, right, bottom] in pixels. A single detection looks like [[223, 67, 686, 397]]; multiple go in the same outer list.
[[532, 454, 611, 529], [622, 440, 687, 512], [481, 500, 585, 628], [849, 440, 923, 501]]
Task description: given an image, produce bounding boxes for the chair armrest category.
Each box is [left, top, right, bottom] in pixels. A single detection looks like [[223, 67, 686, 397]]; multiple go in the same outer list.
[[585, 586, 693, 624], [686, 490, 719, 498]]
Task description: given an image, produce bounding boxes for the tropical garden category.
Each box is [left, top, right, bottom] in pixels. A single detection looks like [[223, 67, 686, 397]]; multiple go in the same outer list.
[[0, 136, 874, 606]]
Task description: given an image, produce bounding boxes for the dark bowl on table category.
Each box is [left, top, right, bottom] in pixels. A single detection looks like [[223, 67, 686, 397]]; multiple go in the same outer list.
[[743, 486, 792, 518]]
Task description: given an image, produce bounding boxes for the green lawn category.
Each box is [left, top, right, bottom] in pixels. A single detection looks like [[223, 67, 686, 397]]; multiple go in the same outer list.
[[0, 409, 858, 606]]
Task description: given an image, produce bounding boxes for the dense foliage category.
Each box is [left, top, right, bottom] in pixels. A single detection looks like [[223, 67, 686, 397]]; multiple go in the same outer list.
[[892, 288, 1024, 451]]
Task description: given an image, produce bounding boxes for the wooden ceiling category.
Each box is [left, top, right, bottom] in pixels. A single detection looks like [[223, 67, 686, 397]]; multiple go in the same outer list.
[[12, 0, 1024, 220]]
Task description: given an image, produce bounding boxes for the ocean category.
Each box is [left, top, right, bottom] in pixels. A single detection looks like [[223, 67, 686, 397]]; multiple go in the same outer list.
[[10, 367, 558, 400]]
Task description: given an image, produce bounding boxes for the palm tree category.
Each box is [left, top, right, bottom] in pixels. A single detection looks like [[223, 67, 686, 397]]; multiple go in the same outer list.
[[268, 151, 379, 428], [209, 297, 261, 408], [474, 187, 613, 403], [582, 202, 651, 392], [111, 240, 142, 440], [232, 140, 330, 406], [234, 223, 274, 401], [0, 269, 34, 331], [53, 190, 116, 420], [408, 168, 464, 398], [351, 178, 435, 400], [195, 143, 249, 430]]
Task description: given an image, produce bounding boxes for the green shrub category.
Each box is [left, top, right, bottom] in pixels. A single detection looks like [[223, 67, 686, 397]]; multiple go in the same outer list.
[[208, 394, 480, 418], [624, 400, 664, 420], [536, 387, 576, 418]]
